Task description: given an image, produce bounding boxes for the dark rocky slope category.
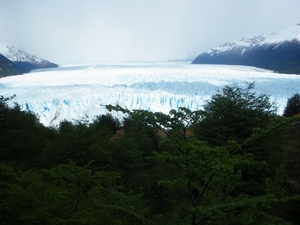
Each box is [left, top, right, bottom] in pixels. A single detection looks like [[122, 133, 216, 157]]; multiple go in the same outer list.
[[0, 54, 22, 77]]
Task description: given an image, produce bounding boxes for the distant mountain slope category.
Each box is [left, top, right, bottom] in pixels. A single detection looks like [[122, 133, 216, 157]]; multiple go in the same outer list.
[[0, 54, 22, 78], [0, 42, 58, 76], [192, 24, 300, 74]]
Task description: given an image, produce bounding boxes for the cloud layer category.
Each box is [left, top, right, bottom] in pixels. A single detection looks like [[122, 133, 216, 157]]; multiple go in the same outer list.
[[1, 0, 300, 63]]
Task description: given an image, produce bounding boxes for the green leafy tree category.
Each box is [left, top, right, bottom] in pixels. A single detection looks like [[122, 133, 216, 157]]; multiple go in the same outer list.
[[193, 83, 283, 196], [106, 105, 292, 225], [195, 82, 277, 146], [42, 114, 122, 170], [91, 113, 121, 134], [283, 93, 300, 117], [0, 95, 50, 167], [103, 113, 160, 193], [46, 121, 93, 167], [0, 162, 150, 225]]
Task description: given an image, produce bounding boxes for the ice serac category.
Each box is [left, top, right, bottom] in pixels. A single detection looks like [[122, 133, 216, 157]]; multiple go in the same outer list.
[[0, 42, 58, 75], [192, 24, 300, 74]]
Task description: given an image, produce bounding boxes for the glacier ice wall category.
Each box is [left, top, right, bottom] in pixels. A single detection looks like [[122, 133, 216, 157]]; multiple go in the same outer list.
[[1, 62, 300, 126]]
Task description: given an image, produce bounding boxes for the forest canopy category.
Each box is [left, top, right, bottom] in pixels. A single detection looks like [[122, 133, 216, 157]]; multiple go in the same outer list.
[[0, 83, 300, 225]]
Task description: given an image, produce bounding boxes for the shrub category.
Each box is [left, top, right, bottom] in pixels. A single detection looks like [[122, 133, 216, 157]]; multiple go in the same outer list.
[[283, 93, 300, 117]]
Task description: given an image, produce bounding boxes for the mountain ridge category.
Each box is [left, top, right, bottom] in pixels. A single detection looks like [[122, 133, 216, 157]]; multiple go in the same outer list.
[[0, 42, 58, 77], [192, 24, 300, 74]]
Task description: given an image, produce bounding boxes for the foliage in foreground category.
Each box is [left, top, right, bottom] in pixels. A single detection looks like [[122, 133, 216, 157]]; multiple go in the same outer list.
[[106, 103, 294, 225], [283, 93, 300, 117], [1, 83, 300, 224]]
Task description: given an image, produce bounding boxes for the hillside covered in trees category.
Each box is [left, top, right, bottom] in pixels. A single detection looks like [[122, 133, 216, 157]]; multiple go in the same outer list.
[[1, 83, 300, 225]]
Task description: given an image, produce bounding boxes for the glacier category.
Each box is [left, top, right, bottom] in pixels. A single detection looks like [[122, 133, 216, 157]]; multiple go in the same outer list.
[[1, 61, 300, 126]]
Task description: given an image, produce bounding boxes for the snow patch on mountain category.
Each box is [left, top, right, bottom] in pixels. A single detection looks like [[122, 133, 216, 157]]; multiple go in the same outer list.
[[0, 42, 45, 63], [207, 33, 275, 55], [261, 24, 300, 45]]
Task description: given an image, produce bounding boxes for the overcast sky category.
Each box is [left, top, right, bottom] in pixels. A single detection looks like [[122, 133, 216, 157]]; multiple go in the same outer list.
[[1, 0, 299, 64]]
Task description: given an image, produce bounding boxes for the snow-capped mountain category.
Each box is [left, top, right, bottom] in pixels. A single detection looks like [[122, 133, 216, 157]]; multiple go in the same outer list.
[[0, 42, 58, 75], [192, 24, 300, 74], [261, 24, 300, 45], [1, 62, 300, 126], [206, 33, 275, 56]]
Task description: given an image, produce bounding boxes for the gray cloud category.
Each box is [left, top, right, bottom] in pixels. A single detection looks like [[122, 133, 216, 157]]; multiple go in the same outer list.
[[1, 0, 299, 63]]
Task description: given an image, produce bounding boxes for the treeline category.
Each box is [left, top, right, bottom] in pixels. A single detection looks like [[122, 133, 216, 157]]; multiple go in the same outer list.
[[1, 83, 300, 225]]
